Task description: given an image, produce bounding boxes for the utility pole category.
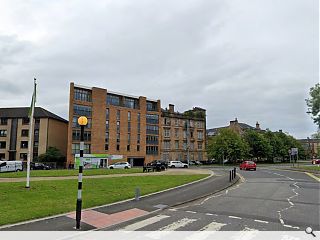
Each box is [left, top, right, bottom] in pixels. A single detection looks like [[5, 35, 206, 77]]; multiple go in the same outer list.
[[187, 119, 190, 166]]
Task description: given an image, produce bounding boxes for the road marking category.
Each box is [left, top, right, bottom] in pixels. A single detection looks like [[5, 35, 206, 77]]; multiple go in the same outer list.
[[243, 227, 259, 231], [305, 172, 320, 182], [229, 216, 242, 219], [200, 221, 226, 231], [254, 219, 269, 224], [158, 218, 197, 231], [283, 224, 300, 229], [118, 215, 170, 231], [225, 190, 229, 194], [205, 213, 213, 216], [186, 211, 197, 214], [168, 208, 177, 211]]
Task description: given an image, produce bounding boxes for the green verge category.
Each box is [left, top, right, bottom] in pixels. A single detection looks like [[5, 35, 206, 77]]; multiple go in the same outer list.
[[0, 174, 208, 226], [0, 168, 142, 178], [295, 166, 320, 172]]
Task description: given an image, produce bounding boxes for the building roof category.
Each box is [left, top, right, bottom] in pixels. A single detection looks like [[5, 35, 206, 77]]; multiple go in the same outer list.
[[0, 107, 68, 123]]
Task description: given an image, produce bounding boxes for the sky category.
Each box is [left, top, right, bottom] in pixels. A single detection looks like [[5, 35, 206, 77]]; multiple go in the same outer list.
[[0, 0, 318, 138]]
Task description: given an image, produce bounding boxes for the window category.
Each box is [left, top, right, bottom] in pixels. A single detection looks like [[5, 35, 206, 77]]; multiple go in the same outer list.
[[106, 108, 109, 120], [138, 123, 140, 133], [127, 145, 130, 151], [20, 141, 28, 149], [117, 110, 120, 120], [128, 112, 131, 121], [183, 141, 187, 150], [138, 113, 140, 122], [146, 146, 158, 155], [21, 129, 29, 137], [124, 97, 138, 109], [183, 131, 187, 139], [137, 145, 140, 151], [198, 142, 203, 150], [34, 129, 39, 136], [22, 118, 29, 125], [117, 121, 120, 133], [146, 114, 159, 124], [128, 133, 131, 144], [107, 94, 120, 106], [73, 104, 92, 116], [20, 153, 27, 160], [72, 117, 92, 128], [163, 141, 171, 150], [197, 131, 203, 140], [72, 130, 91, 141], [190, 131, 193, 138], [0, 130, 7, 137], [0, 141, 6, 149], [117, 133, 120, 143], [164, 129, 170, 138], [175, 129, 179, 138], [116, 144, 120, 151], [146, 101, 157, 111], [72, 144, 91, 154], [105, 132, 109, 143], [164, 118, 170, 125], [74, 88, 92, 102], [190, 142, 194, 150], [34, 141, 39, 147], [128, 122, 131, 132], [0, 153, 5, 160], [146, 135, 158, 145], [0, 118, 7, 125], [175, 119, 179, 126], [146, 125, 159, 135], [137, 134, 140, 144], [105, 144, 108, 151], [106, 120, 109, 131], [175, 141, 179, 150]]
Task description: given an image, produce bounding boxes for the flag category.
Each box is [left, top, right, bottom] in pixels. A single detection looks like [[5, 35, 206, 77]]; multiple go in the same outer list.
[[28, 78, 37, 118]]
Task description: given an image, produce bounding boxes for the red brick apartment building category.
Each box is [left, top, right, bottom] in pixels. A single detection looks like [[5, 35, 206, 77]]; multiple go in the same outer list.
[[67, 83, 162, 166]]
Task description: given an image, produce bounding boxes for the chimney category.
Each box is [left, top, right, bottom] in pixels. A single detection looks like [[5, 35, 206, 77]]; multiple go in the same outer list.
[[230, 118, 238, 125], [256, 121, 260, 130], [279, 129, 282, 133], [169, 104, 174, 113]]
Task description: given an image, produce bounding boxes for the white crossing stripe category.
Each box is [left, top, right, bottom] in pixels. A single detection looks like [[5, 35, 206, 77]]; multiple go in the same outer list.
[[229, 215, 242, 219], [254, 219, 269, 224], [200, 221, 226, 231], [118, 215, 170, 231], [158, 218, 197, 231], [186, 211, 197, 214], [283, 224, 300, 229]]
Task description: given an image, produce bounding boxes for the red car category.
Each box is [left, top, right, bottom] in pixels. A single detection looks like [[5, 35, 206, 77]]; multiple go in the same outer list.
[[240, 161, 256, 171], [312, 159, 320, 165]]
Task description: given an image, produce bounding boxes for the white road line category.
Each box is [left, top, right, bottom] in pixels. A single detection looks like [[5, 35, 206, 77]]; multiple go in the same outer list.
[[200, 221, 226, 231], [158, 218, 197, 231], [205, 213, 213, 216], [229, 216, 242, 219], [186, 211, 197, 214], [118, 215, 170, 231], [254, 219, 269, 224], [168, 209, 177, 211], [283, 224, 300, 229]]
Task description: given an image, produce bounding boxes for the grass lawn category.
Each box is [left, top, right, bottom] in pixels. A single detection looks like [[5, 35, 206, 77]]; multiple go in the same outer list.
[[0, 174, 208, 226], [295, 166, 320, 172], [0, 168, 142, 178]]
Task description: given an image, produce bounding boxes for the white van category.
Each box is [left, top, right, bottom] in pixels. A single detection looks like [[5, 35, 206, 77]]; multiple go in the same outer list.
[[0, 161, 23, 173]]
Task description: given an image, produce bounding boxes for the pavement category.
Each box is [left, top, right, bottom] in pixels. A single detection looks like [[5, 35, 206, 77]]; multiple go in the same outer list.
[[0, 168, 239, 231], [102, 167, 320, 232]]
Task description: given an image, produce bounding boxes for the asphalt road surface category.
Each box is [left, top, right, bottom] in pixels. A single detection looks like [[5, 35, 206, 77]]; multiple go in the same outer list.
[[103, 168, 320, 231]]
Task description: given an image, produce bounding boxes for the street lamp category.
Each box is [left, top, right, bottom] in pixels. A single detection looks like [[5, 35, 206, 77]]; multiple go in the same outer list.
[[76, 116, 87, 230]]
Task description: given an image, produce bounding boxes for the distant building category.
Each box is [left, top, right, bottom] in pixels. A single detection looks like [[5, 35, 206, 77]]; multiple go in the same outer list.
[[161, 105, 206, 162], [298, 138, 320, 159], [207, 118, 263, 137], [0, 107, 68, 161]]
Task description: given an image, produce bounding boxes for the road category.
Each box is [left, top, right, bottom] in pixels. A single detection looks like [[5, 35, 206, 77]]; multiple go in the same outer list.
[[103, 168, 320, 231]]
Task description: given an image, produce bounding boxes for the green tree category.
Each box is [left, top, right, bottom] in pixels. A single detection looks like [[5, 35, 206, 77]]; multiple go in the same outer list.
[[38, 147, 65, 163], [243, 130, 271, 162], [306, 83, 320, 128], [264, 130, 284, 162], [276, 132, 306, 161], [207, 129, 248, 163]]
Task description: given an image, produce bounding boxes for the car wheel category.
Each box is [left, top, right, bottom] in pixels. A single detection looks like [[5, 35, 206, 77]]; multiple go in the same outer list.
[[171, 165, 175, 168], [184, 165, 188, 168], [124, 166, 128, 169], [110, 167, 114, 169], [254, 168, 256, 171]]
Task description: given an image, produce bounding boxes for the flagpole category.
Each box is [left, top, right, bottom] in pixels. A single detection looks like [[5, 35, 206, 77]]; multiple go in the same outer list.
[[26, 78, 36, 188]]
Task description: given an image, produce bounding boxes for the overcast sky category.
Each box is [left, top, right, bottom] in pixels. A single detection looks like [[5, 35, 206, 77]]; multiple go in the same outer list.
[[0, 0, 318, 138]]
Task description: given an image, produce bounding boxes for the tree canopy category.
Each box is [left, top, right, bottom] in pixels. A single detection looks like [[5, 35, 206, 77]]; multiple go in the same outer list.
[[306, 83, 320, 128], [37, 146, 65, 163]]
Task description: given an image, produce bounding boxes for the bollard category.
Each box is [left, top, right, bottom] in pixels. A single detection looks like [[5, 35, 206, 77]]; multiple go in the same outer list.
[[135, 187, 141, 201], [234, 167, 236, 178], [229, 170, 232, 182]]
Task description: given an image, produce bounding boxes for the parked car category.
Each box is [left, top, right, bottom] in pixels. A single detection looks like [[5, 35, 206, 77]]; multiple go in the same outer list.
[[31, 162, 51, 170], [168, 161, 188, 168], [108, 162, 131, 169], [312, 159, 320, 165], [0, 161, 23, 172], [240, 161, 256, 171], [147, 160, 167, 171], [190, 160, 202, 165]]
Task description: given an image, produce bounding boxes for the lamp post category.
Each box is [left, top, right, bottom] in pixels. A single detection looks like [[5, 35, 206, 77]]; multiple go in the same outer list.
[[76, 116, 87, 230]]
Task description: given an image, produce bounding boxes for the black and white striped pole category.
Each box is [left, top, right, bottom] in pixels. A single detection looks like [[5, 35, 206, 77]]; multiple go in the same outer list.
[[76, 116, 87, 230]]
